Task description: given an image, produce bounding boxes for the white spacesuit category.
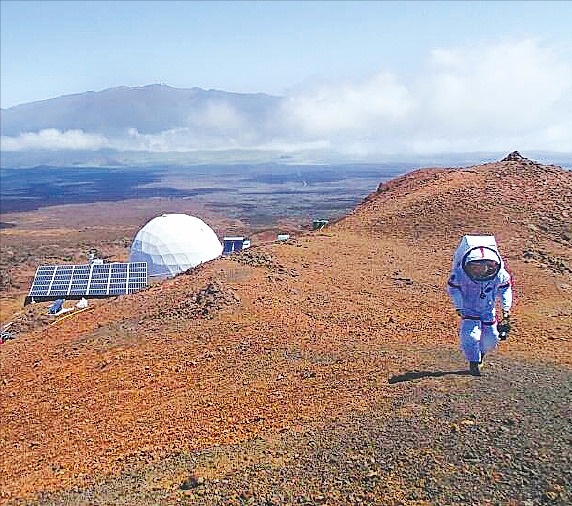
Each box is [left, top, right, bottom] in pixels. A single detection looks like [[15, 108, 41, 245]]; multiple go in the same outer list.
[[447, 235, 513, 375]]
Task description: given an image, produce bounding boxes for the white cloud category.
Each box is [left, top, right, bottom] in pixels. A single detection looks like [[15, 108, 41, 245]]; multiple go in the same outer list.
[[1, 128, 110, 151], [281, 72, 416, 137], [421, 38, 572, 136], [291, 39, 571, 154], [123, 126, 250, 152], [2, 39, 570, 156], [279, 38, 572, 154], [188, 101, 245, 131]]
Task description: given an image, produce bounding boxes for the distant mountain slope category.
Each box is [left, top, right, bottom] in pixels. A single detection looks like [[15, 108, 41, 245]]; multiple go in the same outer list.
[[0, 84, 281, 136]]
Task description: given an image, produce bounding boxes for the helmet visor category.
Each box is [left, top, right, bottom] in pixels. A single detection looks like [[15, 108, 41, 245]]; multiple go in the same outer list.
[[463, 259, 500, 281]]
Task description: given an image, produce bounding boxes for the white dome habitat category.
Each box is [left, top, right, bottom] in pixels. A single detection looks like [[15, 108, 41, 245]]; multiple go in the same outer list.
[[129, 214, 223, 279]]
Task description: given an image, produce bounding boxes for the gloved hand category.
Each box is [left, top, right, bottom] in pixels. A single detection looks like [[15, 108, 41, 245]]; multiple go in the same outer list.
[[498, 310, 511, 340]]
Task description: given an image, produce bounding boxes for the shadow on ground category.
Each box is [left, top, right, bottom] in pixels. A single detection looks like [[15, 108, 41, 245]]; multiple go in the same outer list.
[[388, 369, 471, 384]]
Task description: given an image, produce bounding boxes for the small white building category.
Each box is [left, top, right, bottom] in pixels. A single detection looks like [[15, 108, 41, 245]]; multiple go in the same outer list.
[[223, 236, 249, 255]]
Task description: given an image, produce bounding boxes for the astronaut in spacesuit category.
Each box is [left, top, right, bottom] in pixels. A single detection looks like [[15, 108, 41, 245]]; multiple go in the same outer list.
[[447, 236, 513, 376]]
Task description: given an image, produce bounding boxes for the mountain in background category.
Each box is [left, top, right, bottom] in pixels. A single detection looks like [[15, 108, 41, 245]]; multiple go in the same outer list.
[[0, 84, 281, 137], [2, 84, 571, 168]]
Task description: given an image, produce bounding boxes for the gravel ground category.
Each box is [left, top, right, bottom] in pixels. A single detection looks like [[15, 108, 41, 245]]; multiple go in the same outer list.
[[12, 348, 571, 506]]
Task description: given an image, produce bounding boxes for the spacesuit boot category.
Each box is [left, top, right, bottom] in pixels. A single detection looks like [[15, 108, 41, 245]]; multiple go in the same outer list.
[[469, 361, 481, 376]]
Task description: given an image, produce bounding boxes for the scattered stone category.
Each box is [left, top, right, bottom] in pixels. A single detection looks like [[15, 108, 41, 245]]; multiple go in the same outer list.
[[145, 278, 241, 323], [180, 475, 204, 490], [232, 248, 282, 270]]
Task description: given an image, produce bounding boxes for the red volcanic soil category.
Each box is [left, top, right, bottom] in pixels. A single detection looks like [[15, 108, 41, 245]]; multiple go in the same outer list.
[[1, 153, 571, 505]]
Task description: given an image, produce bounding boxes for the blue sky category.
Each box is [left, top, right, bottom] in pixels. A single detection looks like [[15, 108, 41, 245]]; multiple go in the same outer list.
[[2, 0, 571, 108], [1, 0, 571, 156]]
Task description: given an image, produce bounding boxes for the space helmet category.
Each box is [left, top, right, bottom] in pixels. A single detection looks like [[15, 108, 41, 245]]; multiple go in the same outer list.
[[462, 247, 501, 281]]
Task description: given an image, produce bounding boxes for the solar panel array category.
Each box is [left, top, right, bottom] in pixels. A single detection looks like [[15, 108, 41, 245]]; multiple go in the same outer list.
[[27, 262, 148, 301]]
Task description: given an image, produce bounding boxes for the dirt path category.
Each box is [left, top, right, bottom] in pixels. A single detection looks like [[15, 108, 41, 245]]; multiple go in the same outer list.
[[10, 347, 571, 505]]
